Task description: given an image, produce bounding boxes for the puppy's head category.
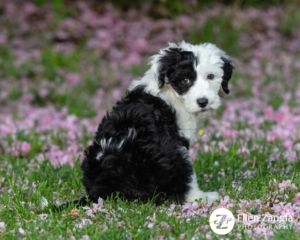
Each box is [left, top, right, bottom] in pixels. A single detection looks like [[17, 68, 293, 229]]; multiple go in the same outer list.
[[152, 41, 234, 113]]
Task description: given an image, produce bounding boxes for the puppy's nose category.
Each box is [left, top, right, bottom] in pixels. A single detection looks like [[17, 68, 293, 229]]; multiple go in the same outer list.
[[197, 98, 208, 108]]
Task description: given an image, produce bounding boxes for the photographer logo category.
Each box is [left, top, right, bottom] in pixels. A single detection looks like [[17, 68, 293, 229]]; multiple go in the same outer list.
[[209, 208, 235, 235]]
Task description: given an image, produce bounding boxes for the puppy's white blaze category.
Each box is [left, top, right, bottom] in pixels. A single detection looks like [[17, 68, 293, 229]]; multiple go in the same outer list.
[[183, 75, 222, 114], [186, 173, 219, 204]]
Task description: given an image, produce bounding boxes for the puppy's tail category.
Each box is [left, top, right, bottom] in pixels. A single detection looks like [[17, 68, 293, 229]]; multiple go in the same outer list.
[[52, 196, 91, 212]]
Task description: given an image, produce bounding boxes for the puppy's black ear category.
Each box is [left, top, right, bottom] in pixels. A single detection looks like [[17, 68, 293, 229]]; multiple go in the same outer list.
[[157, 48, 182, 89], [221, 56, 234, 94]]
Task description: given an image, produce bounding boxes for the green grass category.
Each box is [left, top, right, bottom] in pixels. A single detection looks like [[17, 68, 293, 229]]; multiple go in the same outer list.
[[1, 142, 299, 239]]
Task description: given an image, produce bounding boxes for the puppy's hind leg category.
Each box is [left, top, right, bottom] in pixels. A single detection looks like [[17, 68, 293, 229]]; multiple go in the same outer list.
[[185, 173, 219, 204]]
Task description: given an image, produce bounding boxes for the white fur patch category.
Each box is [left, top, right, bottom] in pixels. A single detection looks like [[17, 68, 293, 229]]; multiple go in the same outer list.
[[95, 138, 112, 160], [96, 128, 137, 160], [186, 173, 219, 203]]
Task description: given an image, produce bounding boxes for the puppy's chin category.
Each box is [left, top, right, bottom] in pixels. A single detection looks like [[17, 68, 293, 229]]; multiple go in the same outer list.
[[195, 108, 211, 118]]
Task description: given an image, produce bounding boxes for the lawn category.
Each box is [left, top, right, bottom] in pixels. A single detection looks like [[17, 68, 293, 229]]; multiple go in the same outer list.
[[0, 0, 300, 239]]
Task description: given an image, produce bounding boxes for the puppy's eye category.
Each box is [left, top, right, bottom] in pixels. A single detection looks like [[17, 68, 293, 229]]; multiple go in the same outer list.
[[182, 78, 190, 85], [207, 74, 214, 80]]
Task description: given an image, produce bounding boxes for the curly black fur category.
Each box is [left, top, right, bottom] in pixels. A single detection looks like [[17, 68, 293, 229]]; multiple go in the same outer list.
[[81, 86, 193, 205]]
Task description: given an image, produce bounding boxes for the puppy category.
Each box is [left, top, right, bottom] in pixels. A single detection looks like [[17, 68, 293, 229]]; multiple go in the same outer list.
[[81, 41, 234, 205]]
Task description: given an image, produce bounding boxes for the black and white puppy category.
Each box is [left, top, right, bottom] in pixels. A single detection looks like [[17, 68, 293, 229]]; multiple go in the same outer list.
[[81, 41, 234, 205]]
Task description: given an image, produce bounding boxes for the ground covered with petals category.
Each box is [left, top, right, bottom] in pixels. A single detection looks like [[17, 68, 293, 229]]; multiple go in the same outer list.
[[0, 1, 300, 239]]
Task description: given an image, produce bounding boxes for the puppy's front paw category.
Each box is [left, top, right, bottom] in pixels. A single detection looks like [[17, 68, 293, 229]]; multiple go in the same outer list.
[[186, 190, 219, 204], [203, 191, 219, 204]]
